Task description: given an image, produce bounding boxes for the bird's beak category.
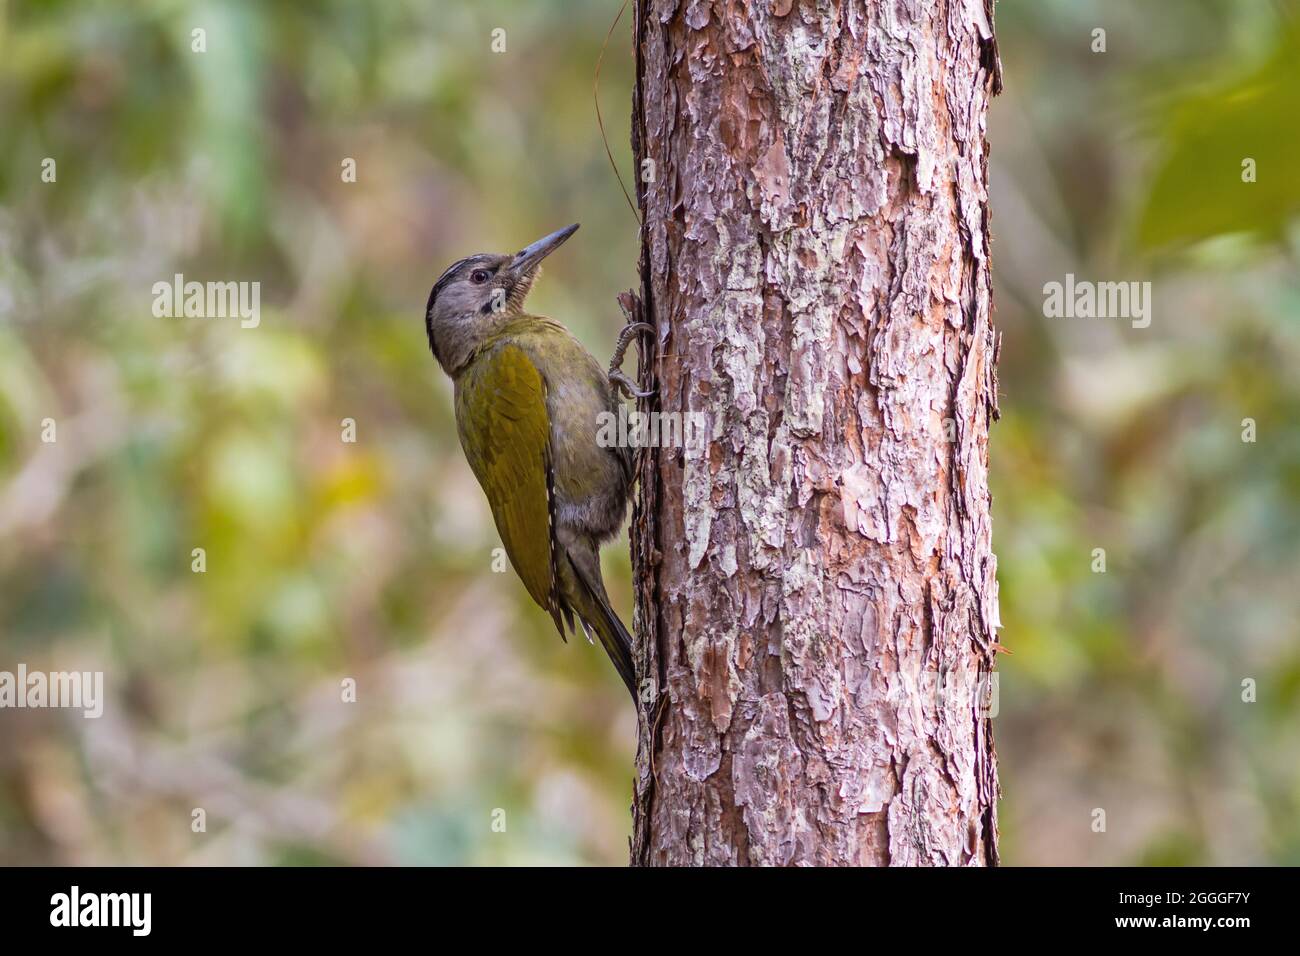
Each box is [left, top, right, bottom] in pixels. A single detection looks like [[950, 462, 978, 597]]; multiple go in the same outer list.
[[511, 223, 579, 276]]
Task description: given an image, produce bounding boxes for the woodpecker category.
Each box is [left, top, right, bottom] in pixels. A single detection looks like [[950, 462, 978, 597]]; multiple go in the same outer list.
[[425, 224, 650, 698]]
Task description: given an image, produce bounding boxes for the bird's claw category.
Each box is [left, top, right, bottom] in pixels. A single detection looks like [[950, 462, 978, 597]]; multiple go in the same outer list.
[[610, 369, 654, 399], [608, 311, 656, 399], [614, 321, 655, 351]]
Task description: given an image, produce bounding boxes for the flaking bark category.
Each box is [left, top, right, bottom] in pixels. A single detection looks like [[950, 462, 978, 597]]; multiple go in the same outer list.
[[630, 0, 1003, 867]]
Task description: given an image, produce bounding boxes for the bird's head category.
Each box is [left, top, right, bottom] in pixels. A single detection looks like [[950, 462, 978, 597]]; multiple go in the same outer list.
[[425, 223, 578, 374]]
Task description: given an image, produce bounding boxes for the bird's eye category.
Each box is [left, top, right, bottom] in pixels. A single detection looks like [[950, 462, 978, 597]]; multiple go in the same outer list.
[[470, 269, 491, 284]]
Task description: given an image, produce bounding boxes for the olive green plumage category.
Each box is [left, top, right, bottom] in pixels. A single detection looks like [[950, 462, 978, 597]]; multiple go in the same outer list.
[[425, 225, 636, 697]]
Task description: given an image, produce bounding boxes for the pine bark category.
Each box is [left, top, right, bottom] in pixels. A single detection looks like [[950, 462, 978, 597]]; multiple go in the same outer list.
[[629, 0, 1003, 867]]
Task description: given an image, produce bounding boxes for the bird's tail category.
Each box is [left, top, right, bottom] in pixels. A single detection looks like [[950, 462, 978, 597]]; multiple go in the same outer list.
[[589, 594, 637, 701], [566, 554, 637, 700]]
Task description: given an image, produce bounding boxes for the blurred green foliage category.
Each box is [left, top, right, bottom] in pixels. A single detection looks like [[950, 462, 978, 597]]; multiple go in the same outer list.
[[0, 0, 1297, 865], [993, 0, 1300, 865], [1138, 24, 1300, 248]]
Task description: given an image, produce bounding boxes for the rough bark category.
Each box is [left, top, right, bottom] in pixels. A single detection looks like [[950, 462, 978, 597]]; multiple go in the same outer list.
[[629, 0, 1003, 866]]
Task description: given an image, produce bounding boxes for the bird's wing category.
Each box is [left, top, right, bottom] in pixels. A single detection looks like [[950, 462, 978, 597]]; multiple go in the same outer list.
[[455, 343, 567, 637]]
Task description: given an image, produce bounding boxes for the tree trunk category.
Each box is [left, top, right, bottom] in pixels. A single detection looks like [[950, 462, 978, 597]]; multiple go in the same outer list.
[[629, 0, 1003, 866]]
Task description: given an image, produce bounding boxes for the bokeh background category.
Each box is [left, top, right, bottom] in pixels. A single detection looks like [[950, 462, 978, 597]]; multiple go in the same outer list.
[[1, 0, 1297, 865]]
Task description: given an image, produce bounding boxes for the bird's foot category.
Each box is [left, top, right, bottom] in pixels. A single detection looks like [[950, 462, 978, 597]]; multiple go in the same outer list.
[[610, 292, 656, 400], [609, 323, 655, 398], [610, 368, 653, 400], [613, 320, 654, 355]]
